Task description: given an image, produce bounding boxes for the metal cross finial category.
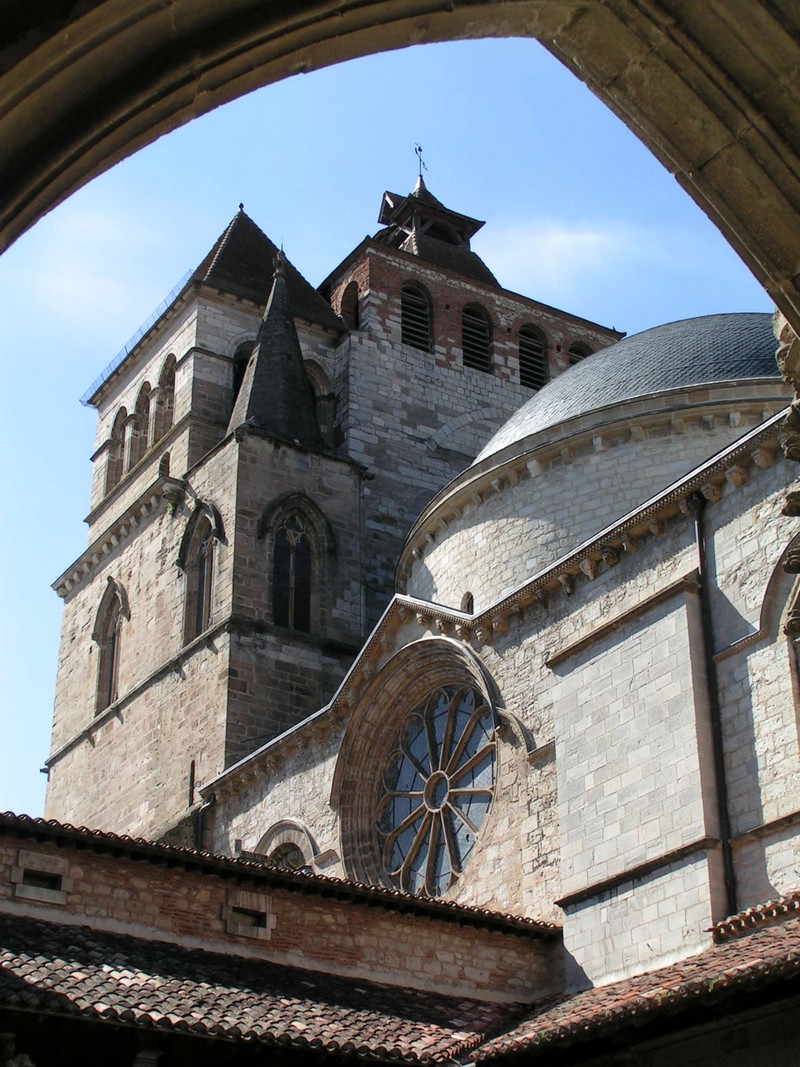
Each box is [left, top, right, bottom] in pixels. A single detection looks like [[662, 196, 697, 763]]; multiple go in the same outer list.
[[415, 144, 427, 177]]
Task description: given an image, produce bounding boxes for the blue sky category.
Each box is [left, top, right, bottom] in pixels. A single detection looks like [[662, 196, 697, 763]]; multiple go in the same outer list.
[[0, 38, 772, 820]]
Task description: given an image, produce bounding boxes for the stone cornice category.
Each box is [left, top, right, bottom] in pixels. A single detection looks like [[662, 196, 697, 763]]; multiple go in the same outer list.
[[204, 412, 790, 806], [54, 474, 186, 599]]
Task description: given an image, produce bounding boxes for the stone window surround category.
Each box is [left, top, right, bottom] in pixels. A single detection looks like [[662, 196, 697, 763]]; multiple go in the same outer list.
[[255, 819, 318, 870], [11, 848, 73, 906], [221, 887, 277, 941], [332, 636, 500, 894], [257, 492, 334, 639]]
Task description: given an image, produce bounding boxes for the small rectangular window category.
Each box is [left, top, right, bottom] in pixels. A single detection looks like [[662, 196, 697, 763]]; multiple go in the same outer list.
[[22, 869, 63, 892], [231, 906, 267, 928]]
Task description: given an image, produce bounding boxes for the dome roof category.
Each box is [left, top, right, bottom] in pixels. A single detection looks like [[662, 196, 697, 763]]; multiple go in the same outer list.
[[475, 312, 778, 464]]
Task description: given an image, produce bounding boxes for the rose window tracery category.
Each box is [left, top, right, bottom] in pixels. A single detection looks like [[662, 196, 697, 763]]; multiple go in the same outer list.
[[376, 684, 496, 896]]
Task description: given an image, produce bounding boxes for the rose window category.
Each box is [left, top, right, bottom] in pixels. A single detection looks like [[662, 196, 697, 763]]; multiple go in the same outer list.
[[376, 684, 497, 896]]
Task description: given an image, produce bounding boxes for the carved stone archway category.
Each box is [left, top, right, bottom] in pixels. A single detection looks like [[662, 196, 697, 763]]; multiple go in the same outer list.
[[2, 3, 800, 331]]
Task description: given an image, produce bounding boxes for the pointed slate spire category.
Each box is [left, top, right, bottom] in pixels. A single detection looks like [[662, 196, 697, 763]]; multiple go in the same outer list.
[[227, 252, 324, 449]]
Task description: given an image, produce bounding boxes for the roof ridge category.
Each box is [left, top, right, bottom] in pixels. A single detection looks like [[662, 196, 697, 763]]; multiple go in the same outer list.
[[0, 811, 558, 936]]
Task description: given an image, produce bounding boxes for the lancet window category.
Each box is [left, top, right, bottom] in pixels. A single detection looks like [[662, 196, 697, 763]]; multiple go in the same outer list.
[[519, 325, 549, 389], [273, 513, 312, 633], [93, 580, 128, 714], [401, 282, 432, 352], [462, 304, 492, 373]]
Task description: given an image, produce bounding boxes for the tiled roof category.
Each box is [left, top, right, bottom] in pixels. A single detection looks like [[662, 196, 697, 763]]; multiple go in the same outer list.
[[475, 312, 780, 463], [0, 914, 522, 1061], [192, 209, 343, 332], [712, 890, 800, 941], [475, 915, 800, 1060], [0, 813, 557, 938]]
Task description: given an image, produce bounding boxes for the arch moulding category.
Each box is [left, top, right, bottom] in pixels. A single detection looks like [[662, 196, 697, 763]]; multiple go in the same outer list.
[[2, 3, 800, 332]]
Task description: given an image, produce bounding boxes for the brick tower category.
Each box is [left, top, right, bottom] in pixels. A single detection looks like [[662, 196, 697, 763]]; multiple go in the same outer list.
[[46, 185, 621, 841]]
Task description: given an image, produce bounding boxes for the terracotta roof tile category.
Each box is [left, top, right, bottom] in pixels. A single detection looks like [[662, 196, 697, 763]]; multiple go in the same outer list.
[[712, 890, 800, 941], [475, 915, 800, 1060], [0, 812, 557, 938], [0, 914, 522, 1061]]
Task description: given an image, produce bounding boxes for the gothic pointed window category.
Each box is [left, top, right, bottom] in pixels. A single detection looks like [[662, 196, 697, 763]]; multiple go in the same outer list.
[[462, 304, 492, 373], [157, 354, 176, 439], [184, 516, 216, 641], [519, 325, 548, 390], [130, 382, 152, 467], [401, 283, 432, 352], [105, 408, 127, 493], [340, 280, 360, 330], [93, 580, 129, 714], [232, 342, 253, 410], [273, 514, 312, 633]]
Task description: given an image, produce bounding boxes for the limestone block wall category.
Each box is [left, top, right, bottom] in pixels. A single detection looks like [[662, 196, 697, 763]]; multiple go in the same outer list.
[[406, 401, 784, 612], [202, 445, 800, 989], [46, 636, 231, 836], [88, 304, 198, 523], [48, 443, 239, 836]]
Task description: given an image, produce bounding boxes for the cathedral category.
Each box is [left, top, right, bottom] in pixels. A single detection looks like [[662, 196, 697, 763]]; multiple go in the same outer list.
[[2, 178, 800, 1064]]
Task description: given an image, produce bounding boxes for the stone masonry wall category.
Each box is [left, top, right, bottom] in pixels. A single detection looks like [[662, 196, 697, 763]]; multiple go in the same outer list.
[[204, 446, 800, 988], [47, 440, 240, 836], [407, 398, 786, 611], [0, 832, 557, 1002]]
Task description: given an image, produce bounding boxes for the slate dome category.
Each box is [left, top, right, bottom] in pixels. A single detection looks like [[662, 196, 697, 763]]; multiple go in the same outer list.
[[475, 312, 778, 464]]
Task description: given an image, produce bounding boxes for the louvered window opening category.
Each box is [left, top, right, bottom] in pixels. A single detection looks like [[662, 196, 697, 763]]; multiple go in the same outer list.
[[401, 285, 432, 352], [568, 343, 591, 366], [519, 327, 548, 390], [462, 307, 492, 373]]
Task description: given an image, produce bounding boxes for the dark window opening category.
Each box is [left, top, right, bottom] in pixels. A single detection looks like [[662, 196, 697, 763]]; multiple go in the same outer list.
[[97, 594, 122, 713], [273, 515, 312, 633], [340, 280, 360, 330], [401, 283, 432, 352], [231, 906, 267, 928], [22, 869, 62, 892], [462, 305, 492, 373], [519, 326, 548, 390], [194, 522, 214, 638], [461, 591, 474, 614], [232, 343, 253, 407], [568, 342, 592, 366]]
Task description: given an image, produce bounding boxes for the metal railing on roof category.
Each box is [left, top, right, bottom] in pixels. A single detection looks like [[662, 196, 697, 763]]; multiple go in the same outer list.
[[79, 269, 194, 406]]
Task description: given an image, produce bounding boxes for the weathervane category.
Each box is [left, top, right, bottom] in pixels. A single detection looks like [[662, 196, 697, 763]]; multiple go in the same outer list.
[[414, 143, 427, 178]]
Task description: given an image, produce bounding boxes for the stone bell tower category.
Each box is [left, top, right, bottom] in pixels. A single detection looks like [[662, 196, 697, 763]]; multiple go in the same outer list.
[[46, 212, 364, 842], [46, 186, 621, 843]]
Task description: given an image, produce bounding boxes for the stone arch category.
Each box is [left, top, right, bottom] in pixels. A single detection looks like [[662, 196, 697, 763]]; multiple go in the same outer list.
[[331, 635, 502, 891], [105, 407, 127, 494], [255, 819, 318, 869], [258, 492, 334, 635], [303, 359, 336, 446], [91, 577, 130, 714], [156, 354, 177, 439], [177, 501, 225, 572], [4, 5, 800, 331]]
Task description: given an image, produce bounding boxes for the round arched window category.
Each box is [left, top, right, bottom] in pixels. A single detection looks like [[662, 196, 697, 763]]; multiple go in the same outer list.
[[376, 684, 497, 896]]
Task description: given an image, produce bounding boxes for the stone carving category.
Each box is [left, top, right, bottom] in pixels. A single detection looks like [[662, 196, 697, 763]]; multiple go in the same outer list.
[[775, 309, 800, 462]]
